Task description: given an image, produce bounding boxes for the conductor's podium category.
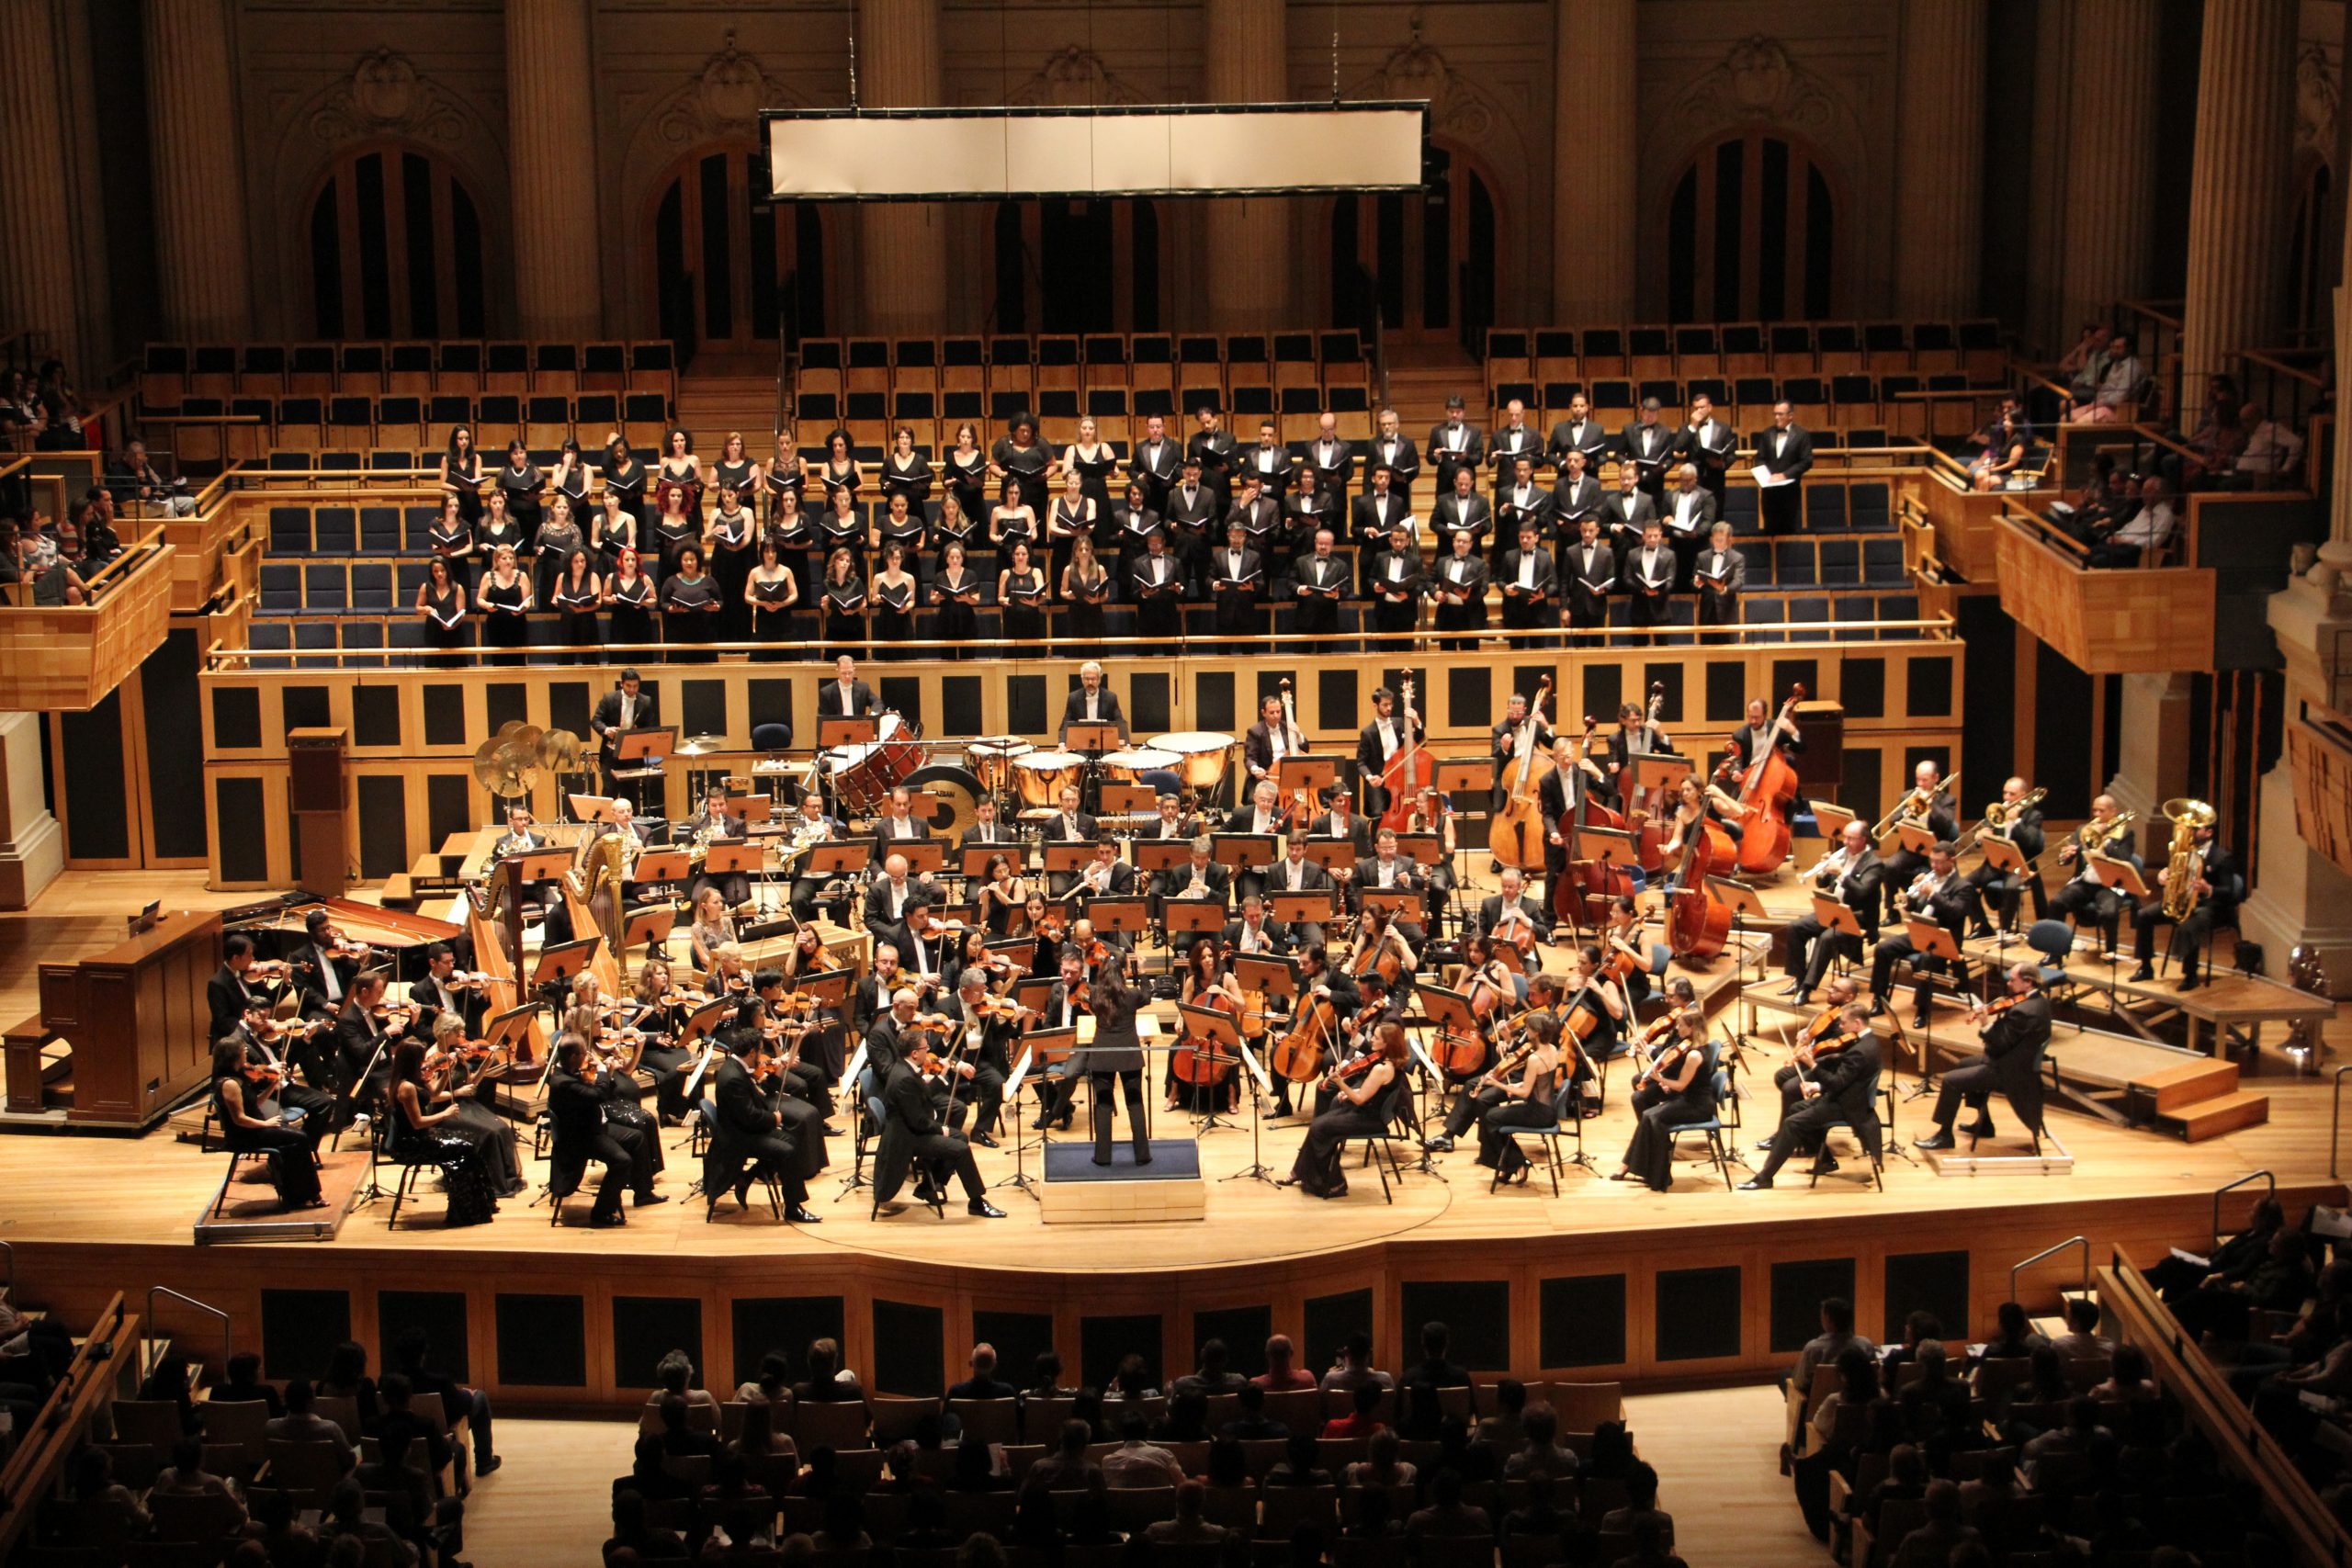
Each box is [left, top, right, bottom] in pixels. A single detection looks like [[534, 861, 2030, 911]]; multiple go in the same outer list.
[[1039, 1138, 1206, 1224]]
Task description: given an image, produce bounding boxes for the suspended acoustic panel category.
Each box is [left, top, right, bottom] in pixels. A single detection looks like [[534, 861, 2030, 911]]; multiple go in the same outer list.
[[761, 103, 1428, 201]]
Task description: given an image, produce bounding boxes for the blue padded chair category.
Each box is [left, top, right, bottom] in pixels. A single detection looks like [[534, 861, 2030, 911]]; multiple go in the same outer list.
[[1664, 1056, 1739, 1190]]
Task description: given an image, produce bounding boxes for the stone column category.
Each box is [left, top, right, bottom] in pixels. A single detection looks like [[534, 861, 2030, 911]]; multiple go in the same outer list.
[[0, 0, 84, 370], [1550, 0, 1636, 322], [506, 0, 605, 339], [0, 712, 61, 909], [2178, 0, 2299, 400], [1203, 0, 1290, 330], [143, 0, 253, 340], [857, 0, 946, 336], [2057, 0, 2163, 336], [1891, 0, 1986, 319]]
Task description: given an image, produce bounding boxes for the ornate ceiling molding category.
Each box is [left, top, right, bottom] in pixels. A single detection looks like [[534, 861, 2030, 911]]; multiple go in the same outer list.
[[306, 49, 481, 149], [1005, 45, 1148, 107], [1344, 15, 1504, 146], [1665, 35, 1845, 141], [654, 29, 802, 149]]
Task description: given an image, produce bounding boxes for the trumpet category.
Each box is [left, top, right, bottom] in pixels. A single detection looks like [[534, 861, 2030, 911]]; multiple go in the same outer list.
[[1811, 843, 1856, 890]]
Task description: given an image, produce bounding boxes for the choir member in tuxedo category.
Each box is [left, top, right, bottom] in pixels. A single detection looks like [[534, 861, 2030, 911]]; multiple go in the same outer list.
[[1164, 456, 1219, 592], [1428, 527, 1489, 650], [1564, 514, 1616, 637], [1600, 465, 1657, 574], [1350, 466, 1413, 598], [1660, 464, 1716, 590], [1430, 461, 1491, 561], [1209, 522, 1265, 651], [1306, 412, 1354, 505], [1692, 521, 1745, 641], [1130, 414, 1184, 515], [1290, 527, 1349, 642], [1495, 455, 1553, 568], [1227, 474, 1283, 582], [1672, 393, 1737, 495], [1238, 417, 1290, 502], [1754, 400, 1814, 536], [1498, 522, 1556, 641], [1625, 522, 1677, 635], [1487, 399, 1541, 503], [1282, 468, 1335, 581], [1366, 408, 1421, 504], [816, 654, 878, 717], [1620, 397, 1675, 501], [1427, 395, 1484, 496], [1130, 529, 1184, 640], [1551, 447, 1604, 552], [1368, 525, 1423, 642], [1545, 394, 1611, 473], [1186, 406, 1238, 513]]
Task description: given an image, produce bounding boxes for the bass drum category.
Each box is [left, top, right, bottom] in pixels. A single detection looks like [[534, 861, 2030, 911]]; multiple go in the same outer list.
[[902, 764, 985, 841]]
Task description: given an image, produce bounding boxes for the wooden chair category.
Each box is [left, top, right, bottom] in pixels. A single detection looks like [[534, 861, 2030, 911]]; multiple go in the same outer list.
[[869, 1393, 940, 1444], [793, 1397, 873, 1451], [1256, 1482, 1339, 1539], [948, 1397, 1019, 1445], [260, 1438, 347, 1510], [1541, 1382, 1622, 1436]]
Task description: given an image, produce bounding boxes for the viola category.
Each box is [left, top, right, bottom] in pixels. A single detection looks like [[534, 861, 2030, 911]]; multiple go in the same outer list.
[[1730, 685, 1806, 875], [1377, 678, 1433, 833]]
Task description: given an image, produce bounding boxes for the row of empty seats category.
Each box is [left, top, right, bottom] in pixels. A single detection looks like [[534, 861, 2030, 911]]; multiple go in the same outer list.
[[140, 338, 676, 403], [797, 331, 1368, 400], [1482, 320, 2008, 385], [1479, 374, 1996, 442], [148, 390, 674, 466]]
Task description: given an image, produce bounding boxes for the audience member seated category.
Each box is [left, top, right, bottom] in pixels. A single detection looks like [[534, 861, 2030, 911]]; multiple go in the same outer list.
[[1321, 1382, 1386, 1438], [1600, 1460, 1674, 1543], [1503, 1401, 1579, 1482], [1102, 1413, 1185, 1488], [1144, 1480, 1231, 1547], [1320, 1333, 1393, 1393], [1022, 1418, 1105, 1495], [947, 1342, 1019, 1402], [639, 1348, 719, 1437], [211, 1349, 285, 1416], [605, 1490, 690, 1564], [1172, 1337, 1251, 1397], [1263, 1432, 1333, 1488], [1889, 1478, 1979, 1568], [1255, 1333, 1319, 1391], [1221, 1380, 1288, 1439], [2049, 1296, 2117, 1360], [266, 1378, 357, 1469], [1346, 1428, 1417, 1491], [2067, 333, 2143, 423]]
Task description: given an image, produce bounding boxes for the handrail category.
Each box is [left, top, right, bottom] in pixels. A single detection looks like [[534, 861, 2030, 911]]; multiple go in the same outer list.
[[2212, 1170, 2277, 1250], [2233, 345, 2326, 389], [2009, 1235, 2088, 1305], [145, 1285, 232, 1379], [0, 1293, 137, 1561], [2333, 1066, 2352, 1179]]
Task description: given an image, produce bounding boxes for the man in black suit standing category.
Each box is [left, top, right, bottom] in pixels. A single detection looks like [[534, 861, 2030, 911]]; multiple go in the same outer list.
[[1917, 964, 2052, 1149], [708, 1029, 820, 1221], [1164, 454, 1220, 593], [1186, 406, 1238, 513], [1130, 413, 1183, 515], [2130, 816, 2241, 991], [1551, 447, 1604, 552], [1672, 392, 1738, 495], [1487, 399, 1541, 502], [1057, 661, 1129, 748], [1783, 821, 1883, 1005], [1495, 455, 1552, 568], [1563, 514, 1615, 637], [1620, 397, 1674, 502], [1600, 463, 1657, 575], [1209, 521, 1264, 651], [1366, 407, 1421, 504], [1351, 465, 1412, 598], [1498, 522, 1556, 641], [1290, 527, 1350, 641], [1754, 400, 1814, 536], [1368, 524, 1423, 643], [1624, 521, 1677, 636], [1427, 394, 1484, 497], [816, 654, 878, 718], [592, 667, 658, 797], [1537, 735, 1611, 899], [1355, 685, 1424, 820], [1130, 529, 1184, 639], [1545, 392, 1611, 473], [1238, 417, 1290, 502], [1069, 957, 1150, 1167], [1740, 1005, 1882, 1188], [1660, 464, 1717, 590], [1306, 412, 1354, 506], [1693, 521, 1745, 641], [1430, 463, 1492, 559]]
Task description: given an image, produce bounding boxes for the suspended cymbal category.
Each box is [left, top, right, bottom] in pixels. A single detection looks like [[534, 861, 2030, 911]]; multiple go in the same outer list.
[[511, 724, 544, 756], [472, 749, 528, 797], [677, 733, 726, 757], [538, 728, 584, 773]]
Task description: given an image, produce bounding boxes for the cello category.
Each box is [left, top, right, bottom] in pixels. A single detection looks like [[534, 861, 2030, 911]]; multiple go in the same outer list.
[[1620, 682, 1671, 873], [1267, 989, 1338, 1083], [1487, 675, 1555, 870], [1376, 677, 1433, 833], [1729, 684, 1806, 875], [1664, 786, 1736, 960]]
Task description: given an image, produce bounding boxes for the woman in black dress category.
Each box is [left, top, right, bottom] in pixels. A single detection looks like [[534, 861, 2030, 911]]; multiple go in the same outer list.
[[1287, 1020, 1410, 1199], [650, 481, 701, 580], [1046, 467, 1093, 581], [817, 484, 865, 576], [933, 492, 978, 573], [874, 491, 926, 582], [1611, 1006, 1718, 1192], [930, 540, 981, 648], [1111, 478, 1162, 582], [426, 1013, 526, 1197], [548, 437, 593, 527], [476, 544, 533, 666], [210, 1043, 324, 1211], [550, 547, 602, 662], [605, 546, 658, 648], [818, 428, 861, 508], [1059, 536, 1110, 658], [1057, 414, 1118, 512], [426, 493, 476, 593], [996, 539, 1046, 655], [870, 542, 918, 658], [387, 1040, 499, 1227], [879, 425, 933, 513], [659, 426, 703, 514], [532, 493, 587, 611], [766, 489, 815, 604], [498, 438, 543, 536], [989, 479, 1035, 560], [817, 547, 867, 662], [661, 545, 722, 661], [711, 432, 757, 507], [414, 555, 469, 666], [475, 489, 527, 590], [745, 537, 798, 659], [604, 437, 649, 536], [990, 413, 1051, 513], [764, 430, 807, 522], [593, 489, 637, 575], [707, 487, 758, 642], [439, 425, 485, 528], [944, 420, 989, 525]]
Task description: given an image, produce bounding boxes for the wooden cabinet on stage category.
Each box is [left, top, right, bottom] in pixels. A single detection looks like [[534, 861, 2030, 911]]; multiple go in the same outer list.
[[22, 910, 220, 1127]]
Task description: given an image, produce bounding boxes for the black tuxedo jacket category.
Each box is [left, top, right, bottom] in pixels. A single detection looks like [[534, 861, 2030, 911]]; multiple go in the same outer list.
[[1660, 485, 1719, 540], [1487, 424, 1541, 475], [1601, 490, 1657, 542], [1351, 491, 1411, 545], [1364, 435, 1419, 490], [1306, 439, 1355, 495], [1165, 485, 1220, 532], [1498, 547, 1557, 601], [1159, 861, 1230, 904], [593, 688, 658, 743], [1428, 554, 1489, 605], [1620, 422, 1673, 479], [1356, 718, 1425, 781], [1243, 720, 1307, 783], [1553, 474, 1605, 525], [1566, 539, 1616, 603], [1058, 688, 1130, 745], [1221, 918, 1292, 956], [1546, 418, 1612, 467], [1755, 423, 1815, 480], [1290, 552, 1350, 599], [816, 679, 879, 718], [1432, 492, 1493, 541], [1477, 892, 1552, 945], [1237, 445, 1292, 499]]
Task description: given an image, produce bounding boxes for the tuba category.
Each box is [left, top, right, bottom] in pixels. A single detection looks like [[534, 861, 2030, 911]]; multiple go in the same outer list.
[[2160, 798, 2217, 921]]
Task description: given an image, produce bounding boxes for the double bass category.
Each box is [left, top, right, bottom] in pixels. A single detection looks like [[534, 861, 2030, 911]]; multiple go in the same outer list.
[[1377, 678, 1433, 832], [1487, 675, 1555, 870], [1664, 795, 1735, 959], [1555, 715, 1634, 927], [1729, 685, 1806, 874], [1620, 683, 1671, 873]]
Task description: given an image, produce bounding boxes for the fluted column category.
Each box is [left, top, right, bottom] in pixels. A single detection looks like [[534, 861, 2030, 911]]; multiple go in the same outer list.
[[1891, 0, 1986, 319], [1551, 0, 1636, 322], [143, 0, 252, 339], [857, 0, 946, 336], [2179, 0, 2299, 398], [1204, 0, 1290, 330], [2058, 0, 2163, 334], [0, 0, 82, 370], [506, 0, 604, 339]]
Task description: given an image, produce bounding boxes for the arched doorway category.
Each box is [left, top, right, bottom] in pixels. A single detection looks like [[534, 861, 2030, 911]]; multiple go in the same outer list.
[[2288, 155, 2333, 343], [305, 144, 488, 339], [1328, 141, 1499, 348], [1665, 131, 1838, 321], [987, 199, 1162, 333], [651, 144, 830, 355]]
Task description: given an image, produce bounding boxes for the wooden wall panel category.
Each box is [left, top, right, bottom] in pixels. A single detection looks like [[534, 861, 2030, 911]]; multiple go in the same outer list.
[[0, 546, 175, 711], [1993, 520, 2215, 675]]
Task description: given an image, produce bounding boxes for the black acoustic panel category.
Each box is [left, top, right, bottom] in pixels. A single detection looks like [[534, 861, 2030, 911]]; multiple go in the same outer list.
[[1641, 663, 1683, 725], [1703, 661, 1746, 726], [281, 685, 331, 734], [548, 681, 593, 741], [1771, 659, 1820, 714], [1883, 1250, 1971, 1343], [1194, 671, 1235, 734], [1956, 598, 2018, 808], [1840, 657, 1886, 722], [1193, 1305, 1272, 1379], [484, 683, 529, 736], [1446, 665, 1490, 733], [613, 1297, 703, 1394], [876, 677, 922, 730], [1903, 743, 1953, 784], [1399, 1280, 1510, 1372], [731, 1296, 845, 1391], [1253, 670, 1292, 708], [1581, 662, 1623, 728], [215, 777, 268, 882], [746, 679, 792, 739], [2033, 641, 2096, 818], [352, 684, 401, 749], [495, 1293, 586, 1387], [941, 675, 984, 737], [426, 773, 472, 850], [260, 1289, 352, 1382], [423, 685, 468, 747], [1080, 1314, 1162, 1393], [1842, 747, 1884, 825], [1006, 674, 1047, 736], [1317, 668, 1357, 736], [356, 775, 407, 879], [1510, 665, 1554, 716], [1539, 1274, 1625, 1369], [873, 1299, 945, 1397], [211, 684, 263, 749], [1905, 654, 1953, 719], [1655, 1264, 1742, 1361], [1304, 1289, 1374, 1378], [973, 1311, 1056, 1391], [59, 692, 129, 859], [1130, 671, 1170, 735], [683, 679, 729, 739], [1770, 1258, 1857, 1355], [141, 631, 208, 859], [378, 1291, 469, 1383]]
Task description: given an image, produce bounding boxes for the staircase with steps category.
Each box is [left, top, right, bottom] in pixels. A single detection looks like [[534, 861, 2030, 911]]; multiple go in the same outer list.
[[2126, 1057, 2270, 1142], [2043, 1027, 2270, 1144], [1380, 343, 1484, 432], [674, 368, 782, 443]]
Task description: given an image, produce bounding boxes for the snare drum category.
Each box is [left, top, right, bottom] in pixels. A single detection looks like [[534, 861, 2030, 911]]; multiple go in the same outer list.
[[831, 711, 928, 811], [1148, 731, 1238, 792], [1101, 747, 1180, 784], [1012, 750, 1086, 808], [966, 736, 1035, 796]]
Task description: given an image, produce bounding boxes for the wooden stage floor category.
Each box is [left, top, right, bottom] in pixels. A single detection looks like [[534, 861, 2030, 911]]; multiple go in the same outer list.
[[0, 871, 2340, 1279]]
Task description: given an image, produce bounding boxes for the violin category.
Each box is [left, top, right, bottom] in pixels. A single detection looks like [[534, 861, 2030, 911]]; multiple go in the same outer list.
[[1966, 994, 2021, 1023], [239, 1059, 285, 1089], [976, 995, 1040, 1023], [1476, 1035, 1545, 1094], [1633, 1034, 1696, 1091], [243, 960, 293, 982]]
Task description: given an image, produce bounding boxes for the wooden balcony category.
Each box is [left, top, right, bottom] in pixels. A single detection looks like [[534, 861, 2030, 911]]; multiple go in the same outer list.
[[0, 530, 175, 710], [1991, 509, 2212, 674]]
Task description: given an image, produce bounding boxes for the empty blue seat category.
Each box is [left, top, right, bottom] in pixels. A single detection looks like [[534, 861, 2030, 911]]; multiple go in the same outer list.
[[269, 506, 311, 553], [388, 619, 429, 650], [349, 564, 392, 611], [403, 507, 437, 550], [294, 621, 339, 650], [1722, 487, 1758, 526], [1745, 598, 1787, 627], [258, 563, 300, 612], [266, 451, 313, 473], [1804, 486, 1848, 531], [398, 562, 433, 597], [1863, 539, 1905, 583], [1774, 542, 1817, 587], [1788, 596, 1830, 625], [1817, 541, 1860, 584], [249, 621, 290, 649], [312, 507, 356, 553], [1849, 482, 1892, 529], [360, 507, 401, 552], [342, 620, 384, 649], [302, 564, 346, 610]]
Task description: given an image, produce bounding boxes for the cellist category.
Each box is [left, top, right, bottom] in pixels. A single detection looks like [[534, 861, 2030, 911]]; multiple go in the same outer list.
[[1268, 943, 1358, 1121], [1425, 1010, 1565, 1181], [1658, 773, 1749, 882], [1355, 685, 1425, 819], [1600, 894, 1670, 1012]]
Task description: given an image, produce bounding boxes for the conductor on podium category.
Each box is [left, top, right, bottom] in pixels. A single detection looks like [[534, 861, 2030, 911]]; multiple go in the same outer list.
[[1070, 956, 1152, 1168]]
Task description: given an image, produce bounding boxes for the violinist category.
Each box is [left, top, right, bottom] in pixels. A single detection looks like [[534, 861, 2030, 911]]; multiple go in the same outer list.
[[946, 969, 1013, 1145], [1739, 1003, 1881, 1189], [975, 852, 1029, 937], [1286, 1020, 1411, 1200], [1355, 686, 1425, 819], [706, 942, 755, 1004], [289, 908, 365, 1021], [749, 975, 832, 1171], [227, 998, 338, 1134], [1269, 943, 1357, 1121], [897, 898, 957, 987], [1476, 866, 1551, 968], [876, 1022, 1006, 1219], [625, 958, 695, 1122], [1610, 1006, 1718, 1192], [1223, 893, 1290, 958], [209, 932, 283, 1042], [1069, 952, 1151, 1168], [852, 945, 911, 1045], [861, 982, 927, 1088], [1877, 761, 1959, 925], [425, 1011, 525, 1197], [387, 1039, 499, 1226], [686, 889, 740, 981], [1427, 1012, 1565, 1181], [706, 1026, 820, 1223], [1172, 939, 1246, 1116], [1753, 975, 1857, 1141], [1264, 834, 1334, 950], [1600, 896, 1668, 1013], [1782, 820, 1883, 1007], [1029, 949, 1091, 1132], [209, 1041, 325, 1211], [943, 927, 1012, 1001], [1963, 776, 2047, 938], [1021, 895, 1064, 975], [548, 1034, 663, 1227], [407, 942, 482, 1043], [334, 971, 407, 1121], [1916, 964, 2052, 1151], [1868, 840, 1972, 1031]]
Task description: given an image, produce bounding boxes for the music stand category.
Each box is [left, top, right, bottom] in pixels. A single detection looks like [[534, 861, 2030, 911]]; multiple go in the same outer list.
[[1012, 977, 1056, 1019], [1211, 832, 1280, 871], [567, 793, 621, 825], [1362, 888, 1419, 919], [1101, 784, 1159, 815], [705, 840, 762, 886], [960, 845, 1013, 880], [1979, 837, 2031, 962], [2089, 855, 2149, 993], [1812, 800, 1858, 842], [1904, 914, 1966, 1088], [1276, 756, 1338, 806], [1630, 752, 1692, 807], [1300, 837, 1357, 870], [1885, 819, 1939, 857], [1396, 832, 1444, 866], [1023, 1025, 1079, 1153], [897, 840, 945, 878], [817, 716, 878, 748], [1132, 840, 1192, 874], [612, 727, 677, 813], [1173, 1002, 1245, 1133], [1268, 891, 1337, 931], [1413, 985, 1487, 1180], [999, 1045, 1040, 1198], [986, 935, 1036, 969], [1063, 722, 1123, 756], [1808, 893, 1865, 988], [797, 967, 855, 1008], [1232, 953, 1299, 1000], [1043, 840, 1097, 879], [1705, 874, 1772, 987], [532, 936, 602, 1000], [808, 840, 869, 883], [621, 907, 677, 979], [1431, 758, 1487, 798], [634, 850, 691, 898], [1089, 897, 1148, 941], [1166, 900, 1229, 943], [676, 998, 739, 1100], [1224, 1039, 1281, 1185]]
